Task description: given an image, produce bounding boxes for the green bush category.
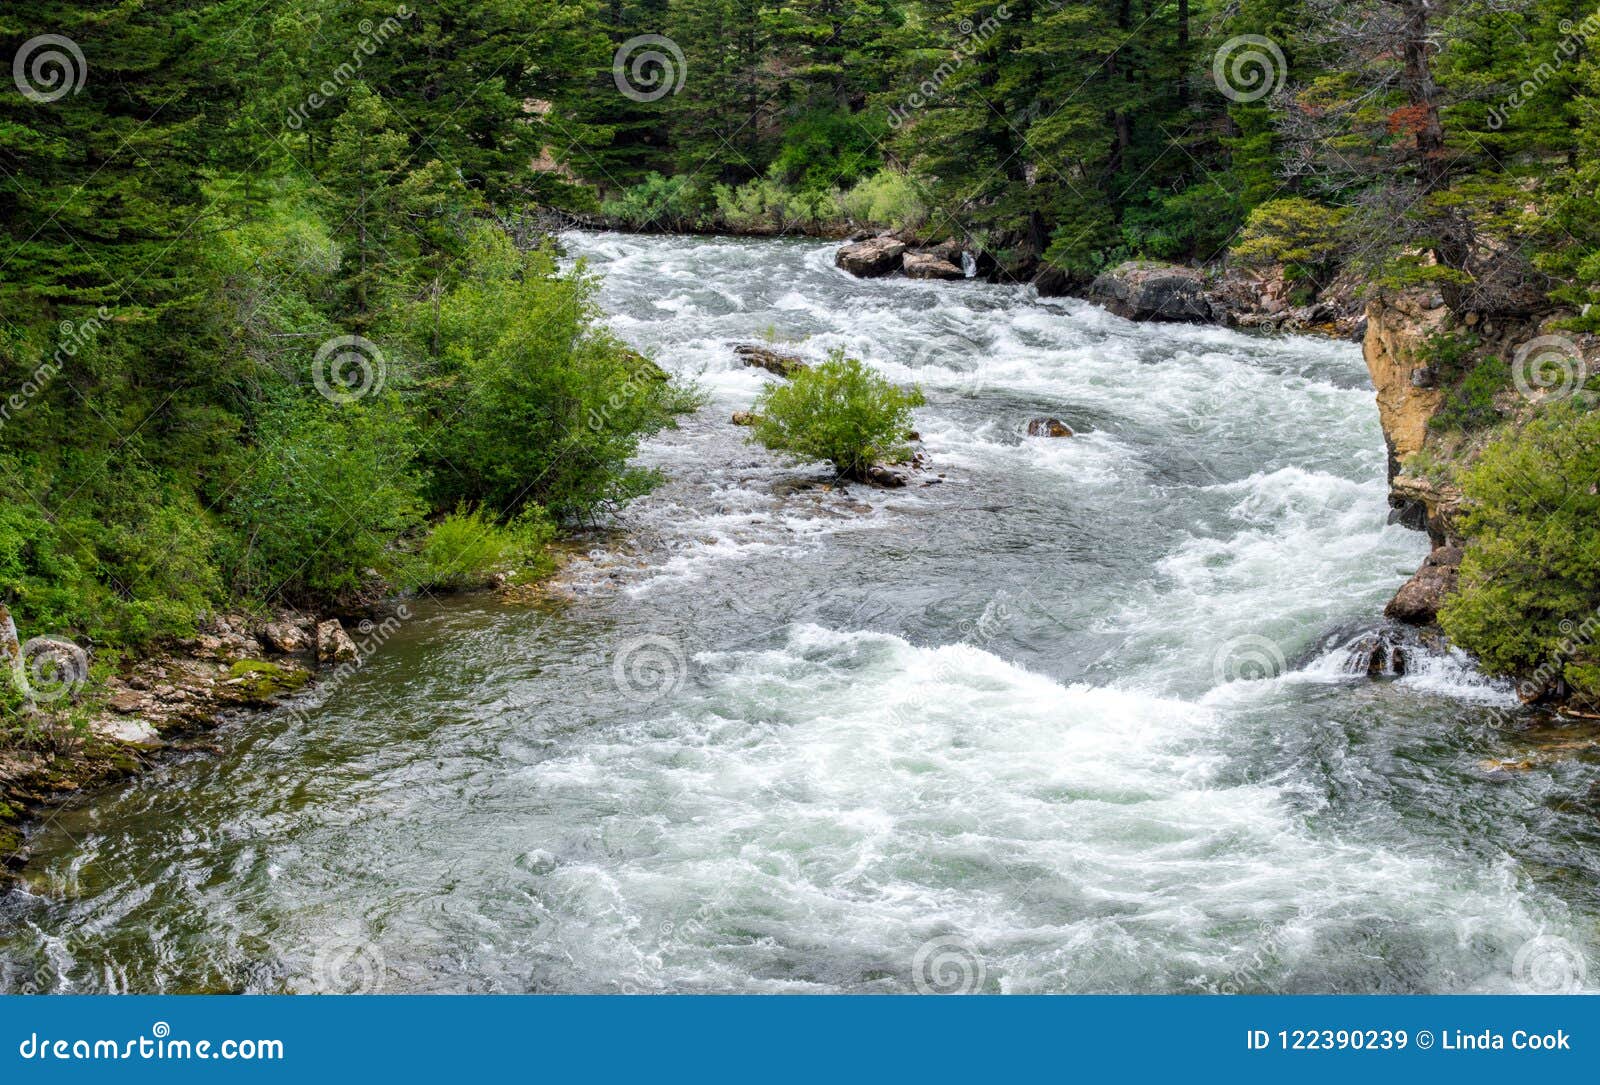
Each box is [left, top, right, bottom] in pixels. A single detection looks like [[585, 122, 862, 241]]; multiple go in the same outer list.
[[222, 399, 425, 605], [1439, 403, 1600, 701], [750, 350, 925, 480], [769, 108, 882, 192], [839, 170, 929, 234], [0, 463, 221, 648], [1429, 354, 1510, 432], [711, 177, 791, 232], [1232, 197, 1350, 288], [601, 173, 709, 231], [425, 227, 693, 520], [400, 505, 555, 591]]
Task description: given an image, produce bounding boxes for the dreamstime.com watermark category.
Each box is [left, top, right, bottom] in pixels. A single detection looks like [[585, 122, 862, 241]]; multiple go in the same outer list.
[[888, 592, 1017, 726], [611, 634, 688, 703], [282, 610, 411, 727], [312, 334, 387, 404], [1511, 334, 1589, 403], [0, 308, 112, 437], [1483, 606, 1600, 731], [886, 6, 1012, 129], [912, 933, 986, 994], [1211, 633, 1288, 685], [17, 1022, 283, 1062], [284, 5, 413, 130], [1488, 8, 1600, 130]]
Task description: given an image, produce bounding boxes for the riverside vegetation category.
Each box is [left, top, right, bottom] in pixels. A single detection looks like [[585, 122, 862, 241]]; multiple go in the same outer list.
[[7, 0, 1600, 741]]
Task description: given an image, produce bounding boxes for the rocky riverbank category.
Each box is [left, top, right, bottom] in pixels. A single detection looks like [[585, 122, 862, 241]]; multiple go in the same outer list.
[[0, 608, 383, 881], [1356, 289, 1600, 716], [831, 236, 1370, 340]]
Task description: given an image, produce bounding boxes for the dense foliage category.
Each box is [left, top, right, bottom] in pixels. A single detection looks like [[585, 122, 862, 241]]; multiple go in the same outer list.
[[583, 0, 1600, 305], [0, 0, 688, 672], [751, 352, 925, 480], [1439, 405, 1600, 704]]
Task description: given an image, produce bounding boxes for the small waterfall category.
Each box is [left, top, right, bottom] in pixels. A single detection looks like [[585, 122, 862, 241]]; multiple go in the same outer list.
[[961, 251, 977, 278], [1340, 628, 1410, 677]]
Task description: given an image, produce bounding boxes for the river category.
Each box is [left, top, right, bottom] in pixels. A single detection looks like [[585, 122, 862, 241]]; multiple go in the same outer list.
[[2, 232, 1596, 994]]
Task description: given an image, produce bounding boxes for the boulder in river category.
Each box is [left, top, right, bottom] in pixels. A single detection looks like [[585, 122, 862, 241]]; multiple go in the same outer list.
[[903, 252, 965, 281], [731, 410, 759, 426], [1086, 260, 1214, 322], [863, 464, 910, 488], [1385, 545, 1463, 625], [316, 619, 359, 665], [835, 236, 907, 278], [735, 344, 808, 379], [1026, 418, 1074, 438]]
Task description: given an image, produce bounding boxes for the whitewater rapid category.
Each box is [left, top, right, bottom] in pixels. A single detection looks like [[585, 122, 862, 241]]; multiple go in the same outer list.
[[1, 232, 1592, 995]]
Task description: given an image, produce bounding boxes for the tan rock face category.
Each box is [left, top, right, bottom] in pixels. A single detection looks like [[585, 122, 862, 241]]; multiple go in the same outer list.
[[1385, 545, 1463, 625], [1362, 295, 1449, 478]]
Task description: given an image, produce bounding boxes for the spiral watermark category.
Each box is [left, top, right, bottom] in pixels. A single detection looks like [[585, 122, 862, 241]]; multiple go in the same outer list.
[[1212, 35, 1287, 103], [312, 335, 386, 403], [13, 35, 87, 103], [1211, 633, 1286, 685], [0, 307, 110, 437], [1512, 934, 1586, 994], [1512, 334, 1584, 402], [283, 5, 413, 129], [912, 934, 986, 994], [1487, 11, 1600, 129], [611, 634, 687, 702], [20, 636, 89, 704], [886, 6, 1012, 129], [309, 938, 386, 994], [613, 35, 687, 103]]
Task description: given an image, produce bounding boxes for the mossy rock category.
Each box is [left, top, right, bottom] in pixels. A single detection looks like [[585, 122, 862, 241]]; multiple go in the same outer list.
[[222, 660, 310, 704]]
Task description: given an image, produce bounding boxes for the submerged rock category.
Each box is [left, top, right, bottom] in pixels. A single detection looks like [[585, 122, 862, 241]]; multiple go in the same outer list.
[[835, 236, 906, 278], [1385, 545, 1462, 625], [735, 344, 808, 379], [1086, 260, 1214, 322], [220, 659, 311, 703], [903, 252, 964, 281], [1026, 418, 1074, 438], [863, 464, 910, 488]]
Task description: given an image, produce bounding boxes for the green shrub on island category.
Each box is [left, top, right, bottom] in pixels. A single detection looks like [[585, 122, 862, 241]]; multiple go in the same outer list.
[[749, 350, 924, 481], [1439, 403, 1600, 702]]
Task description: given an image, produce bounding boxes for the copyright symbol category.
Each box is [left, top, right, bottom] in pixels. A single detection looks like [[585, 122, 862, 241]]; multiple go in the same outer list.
[[1416, 1030, 1434, 1049]]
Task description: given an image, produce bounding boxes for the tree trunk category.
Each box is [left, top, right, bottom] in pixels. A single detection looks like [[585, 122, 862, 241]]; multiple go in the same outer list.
[[1398, 0, 1468, 306], [0, 603, 26, 700]]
